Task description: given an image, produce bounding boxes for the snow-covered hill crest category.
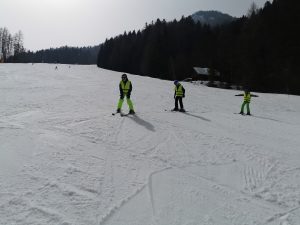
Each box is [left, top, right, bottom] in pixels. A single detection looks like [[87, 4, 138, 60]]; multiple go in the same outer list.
[[191, 10, 235, 26]]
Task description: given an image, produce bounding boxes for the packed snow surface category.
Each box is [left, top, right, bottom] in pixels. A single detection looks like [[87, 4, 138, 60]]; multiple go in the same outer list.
[[1, 64, 300, 225]]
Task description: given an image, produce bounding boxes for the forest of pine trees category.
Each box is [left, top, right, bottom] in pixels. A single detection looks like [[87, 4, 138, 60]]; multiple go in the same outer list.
[[8, 45, 100, 65], [97, 0, 300, 95]]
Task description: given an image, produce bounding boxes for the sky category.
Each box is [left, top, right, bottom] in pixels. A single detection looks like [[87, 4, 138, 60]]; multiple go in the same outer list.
[[0, 0, 269, 51]]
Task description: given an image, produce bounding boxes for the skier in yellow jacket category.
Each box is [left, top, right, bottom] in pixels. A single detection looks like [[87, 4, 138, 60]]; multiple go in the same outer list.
[[172, 80, 186, 112], [116, 74, 135, 114], [235, 89, 258, 115]]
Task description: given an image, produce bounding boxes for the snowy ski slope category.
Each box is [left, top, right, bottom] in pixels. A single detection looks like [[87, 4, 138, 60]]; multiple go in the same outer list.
[[0, 64, 300, 225]]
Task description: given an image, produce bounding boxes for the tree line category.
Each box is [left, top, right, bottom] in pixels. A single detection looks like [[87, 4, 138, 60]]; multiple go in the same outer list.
[[1, 27, 99, 64], [9, 45, 100, 65], [97, 0, 300, 95], [0, 27, 24, 62]]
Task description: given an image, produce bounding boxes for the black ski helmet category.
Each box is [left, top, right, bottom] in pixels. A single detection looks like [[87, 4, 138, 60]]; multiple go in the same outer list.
[[122, 74, 127, 79]]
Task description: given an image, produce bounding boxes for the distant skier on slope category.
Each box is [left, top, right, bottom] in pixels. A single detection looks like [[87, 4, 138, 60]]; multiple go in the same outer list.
[[235, 89, 258, 115], [116, 74, 135, 114], [172, 80, 186, 112]]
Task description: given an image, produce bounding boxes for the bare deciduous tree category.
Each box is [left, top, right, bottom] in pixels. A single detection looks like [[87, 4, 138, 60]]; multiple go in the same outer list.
[[0, 27, 24, 62], [13, 31, 24, 55]]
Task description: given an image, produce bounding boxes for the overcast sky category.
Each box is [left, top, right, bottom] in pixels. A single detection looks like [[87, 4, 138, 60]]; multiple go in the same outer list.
[[0, 0, 268, 51]]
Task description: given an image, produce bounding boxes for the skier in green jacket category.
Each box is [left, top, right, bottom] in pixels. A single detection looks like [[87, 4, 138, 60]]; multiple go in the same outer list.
[[235, 90, 258, 115], [116, 74, 135, 114]]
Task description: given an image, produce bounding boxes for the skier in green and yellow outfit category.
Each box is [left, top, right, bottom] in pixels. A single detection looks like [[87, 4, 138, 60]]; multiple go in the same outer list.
[[235, 89, 258, 115], [172, 80, 186, 112], [116, 74, 135, 114]]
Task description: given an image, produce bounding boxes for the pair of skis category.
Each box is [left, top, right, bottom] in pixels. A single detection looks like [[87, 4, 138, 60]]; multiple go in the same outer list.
[[165, 109, 187, 113], [112, 112, 134, 117], [234, 112, 252, 116]]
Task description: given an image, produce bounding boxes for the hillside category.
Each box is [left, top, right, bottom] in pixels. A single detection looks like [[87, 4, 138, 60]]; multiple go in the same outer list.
[[1, 64, 300, 225], [98, 0, 300, 94]]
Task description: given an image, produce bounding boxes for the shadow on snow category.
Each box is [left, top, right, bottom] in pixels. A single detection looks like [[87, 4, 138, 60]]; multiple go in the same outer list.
[[127, 115, 156, 132]]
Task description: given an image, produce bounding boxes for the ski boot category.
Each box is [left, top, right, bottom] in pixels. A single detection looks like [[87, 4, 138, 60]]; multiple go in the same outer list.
[[129, 109, 135, 115]]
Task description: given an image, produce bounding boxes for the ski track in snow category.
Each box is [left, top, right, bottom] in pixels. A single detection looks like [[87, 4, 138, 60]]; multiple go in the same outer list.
[[0, 64, 300, 225]]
